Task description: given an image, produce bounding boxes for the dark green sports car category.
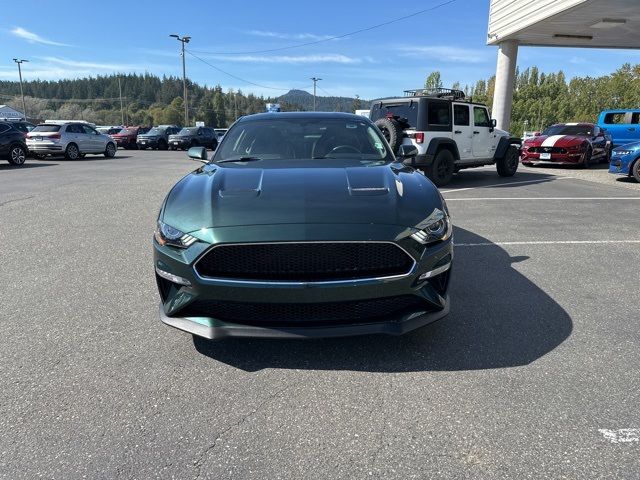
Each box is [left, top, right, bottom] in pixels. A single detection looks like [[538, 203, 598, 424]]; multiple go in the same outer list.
[[154, 112, 452, 339]]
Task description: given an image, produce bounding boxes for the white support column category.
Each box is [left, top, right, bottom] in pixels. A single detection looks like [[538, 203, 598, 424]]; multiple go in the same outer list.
[[492, 40, 518, 132]]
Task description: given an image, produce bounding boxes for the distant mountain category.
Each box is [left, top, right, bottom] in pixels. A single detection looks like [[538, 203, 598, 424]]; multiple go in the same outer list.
[[278, 89, 370, 113]]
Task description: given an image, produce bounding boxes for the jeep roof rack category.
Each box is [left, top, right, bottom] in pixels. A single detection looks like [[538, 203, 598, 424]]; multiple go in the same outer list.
[[403, 88, 467, 100]]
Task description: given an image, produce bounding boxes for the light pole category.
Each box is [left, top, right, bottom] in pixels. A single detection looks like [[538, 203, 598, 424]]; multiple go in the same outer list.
[[12, 58, 28, 120], [170, 34, 191, 125], [310, 77, 322, 111]]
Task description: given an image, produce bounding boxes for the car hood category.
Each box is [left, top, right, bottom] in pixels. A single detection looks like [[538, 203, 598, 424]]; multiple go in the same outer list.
[[168, 134, 194, 139], [524, 134, 585, 147], [613, 141, 640, 152], [161, 160, 443, 232]]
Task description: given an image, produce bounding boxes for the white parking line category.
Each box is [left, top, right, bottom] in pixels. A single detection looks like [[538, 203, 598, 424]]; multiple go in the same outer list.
[[446, 197, 640, 201], [440, 176, 573, 194], [455, 240, 640, 247], [598, 429, 640, 444]]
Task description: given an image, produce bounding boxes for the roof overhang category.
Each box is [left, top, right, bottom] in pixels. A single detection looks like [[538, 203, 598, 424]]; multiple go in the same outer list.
[[488, 0, 640, 49]]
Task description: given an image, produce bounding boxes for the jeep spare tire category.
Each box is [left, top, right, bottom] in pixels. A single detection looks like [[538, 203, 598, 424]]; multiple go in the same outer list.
[[374, 118, 403, 152]]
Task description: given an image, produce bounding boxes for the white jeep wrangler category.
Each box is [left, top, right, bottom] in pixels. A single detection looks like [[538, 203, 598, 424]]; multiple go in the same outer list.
[[370, 88, 521, 186]]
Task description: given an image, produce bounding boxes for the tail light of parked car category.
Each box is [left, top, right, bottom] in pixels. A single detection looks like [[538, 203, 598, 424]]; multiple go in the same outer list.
[[48, 134, 61, 140], [414, 132, 424, 144]]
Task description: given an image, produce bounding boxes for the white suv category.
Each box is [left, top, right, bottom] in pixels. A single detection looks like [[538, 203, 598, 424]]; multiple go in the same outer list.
[[370, 88, 521, 186], [26, 122, 117, 160]]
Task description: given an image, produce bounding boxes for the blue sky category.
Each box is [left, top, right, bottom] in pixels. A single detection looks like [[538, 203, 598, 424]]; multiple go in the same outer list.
[[2, 0, 639, 99]]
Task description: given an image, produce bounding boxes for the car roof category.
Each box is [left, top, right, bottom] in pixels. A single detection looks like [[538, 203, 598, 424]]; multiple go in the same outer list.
[[370, 96, 489, 107], [237, 111, 369, 123], [550, 122, 594, 127]]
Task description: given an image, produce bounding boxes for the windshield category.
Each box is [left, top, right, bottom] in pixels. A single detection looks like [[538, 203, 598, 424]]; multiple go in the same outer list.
[[116, 128, 133, 135], [213, 118, 392, 162], [178, 127, 198, 135], [145, 128, 162, 135], [32, 125, 61, 132], [542, 125, 593, 136]]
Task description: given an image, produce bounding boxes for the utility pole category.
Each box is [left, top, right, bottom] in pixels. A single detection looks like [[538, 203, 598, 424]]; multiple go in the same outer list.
[[170, 34, 191, 125], [310, 77, 322, 111], [118, 75, 124, 125], [12, 58, 28, 120]]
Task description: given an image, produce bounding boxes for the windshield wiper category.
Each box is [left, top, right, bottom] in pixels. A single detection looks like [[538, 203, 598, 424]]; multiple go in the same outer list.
[[216, 156, 262, 163]]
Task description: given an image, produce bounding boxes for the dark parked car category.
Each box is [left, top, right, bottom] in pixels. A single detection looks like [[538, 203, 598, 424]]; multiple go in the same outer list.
[[7, 121, 36, 137], [137, 125, 180, 150], [0, 121, 29, 166], [154, 112, 452, 340], [168, 126, 218, 150], [111, 126, 150, 149]]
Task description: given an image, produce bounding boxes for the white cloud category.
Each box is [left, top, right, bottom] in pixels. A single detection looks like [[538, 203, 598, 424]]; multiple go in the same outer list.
[[204, 54, 363, 64], [246, 30, 335, 41], [11, 27, 71, 47], [396, 45, 489, 64], [38, 57, 136, 71]]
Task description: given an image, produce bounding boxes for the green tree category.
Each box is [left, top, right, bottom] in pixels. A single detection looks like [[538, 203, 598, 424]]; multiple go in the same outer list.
[[424, 71, 443, 90]]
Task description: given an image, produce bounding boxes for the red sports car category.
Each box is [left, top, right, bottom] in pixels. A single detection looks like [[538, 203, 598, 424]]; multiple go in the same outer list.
[[521, 123, 612, 167], [110, 126, 150, 149]]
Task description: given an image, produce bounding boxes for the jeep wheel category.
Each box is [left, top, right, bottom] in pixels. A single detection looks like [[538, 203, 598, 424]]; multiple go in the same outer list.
[[497, 146, 519, 177], [374, 118, 403, 152], [425, 149, 455, 187]]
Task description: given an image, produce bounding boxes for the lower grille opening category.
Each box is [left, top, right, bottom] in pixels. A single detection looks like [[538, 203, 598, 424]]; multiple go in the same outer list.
[[178, 295, 432, 327]]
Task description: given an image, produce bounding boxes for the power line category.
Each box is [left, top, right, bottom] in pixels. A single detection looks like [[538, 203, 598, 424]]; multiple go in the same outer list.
[[190, 0, 457, 55], [186, 49, 311, 93]]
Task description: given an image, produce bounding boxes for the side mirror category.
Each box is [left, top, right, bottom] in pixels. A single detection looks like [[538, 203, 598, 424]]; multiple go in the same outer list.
[[491, 119, 497, 128], [187, 146, 208, 163], [397, 144, 418, 160]]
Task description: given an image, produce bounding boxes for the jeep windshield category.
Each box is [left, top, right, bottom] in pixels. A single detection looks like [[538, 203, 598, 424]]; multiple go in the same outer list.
[[177, 127, 198, 136], [213, 118, 392, 162]]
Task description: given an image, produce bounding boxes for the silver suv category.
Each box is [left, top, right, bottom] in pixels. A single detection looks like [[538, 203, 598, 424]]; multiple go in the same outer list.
[[370, 88, 521, 186], [26, 122, 117, 160]]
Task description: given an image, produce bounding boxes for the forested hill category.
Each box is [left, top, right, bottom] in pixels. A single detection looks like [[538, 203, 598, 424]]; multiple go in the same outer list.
[[0, 74, 366, 127], [278, 89, 369, 112]]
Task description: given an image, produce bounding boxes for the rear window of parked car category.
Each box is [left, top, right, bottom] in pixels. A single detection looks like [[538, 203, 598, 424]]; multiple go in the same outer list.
[[370, 102, 418, 129], [603, 112, 627, 124], [428, 101, 451, 126], [32, 125, 61, 132]]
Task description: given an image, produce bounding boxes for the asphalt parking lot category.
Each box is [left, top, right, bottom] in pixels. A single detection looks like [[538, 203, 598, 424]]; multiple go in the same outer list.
[[1, 150, 639, 479]]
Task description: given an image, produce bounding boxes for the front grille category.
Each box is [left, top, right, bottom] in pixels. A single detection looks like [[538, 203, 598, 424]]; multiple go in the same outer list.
[[178, 295, 429, 327], [528, 146, 567, 154], [194, 242, 414, 282]]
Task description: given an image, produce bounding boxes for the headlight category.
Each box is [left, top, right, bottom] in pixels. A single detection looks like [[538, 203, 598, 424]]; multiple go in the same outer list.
[[411, 208, 452, 244], [154, 221, 197, 248], [614, 150, 633, 156]]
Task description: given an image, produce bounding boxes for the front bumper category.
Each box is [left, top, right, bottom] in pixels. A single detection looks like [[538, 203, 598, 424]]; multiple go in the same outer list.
[[609, 156, 632, 175], [137, 138, 159, 148], [159, 298, 449, 339], [154, 224, 452, 339], [169, 138, 191, 148], [521, 151, 584, 165]]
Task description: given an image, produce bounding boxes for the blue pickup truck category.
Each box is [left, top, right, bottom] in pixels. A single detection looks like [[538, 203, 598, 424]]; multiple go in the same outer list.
[[597, 110, 640, 147]]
